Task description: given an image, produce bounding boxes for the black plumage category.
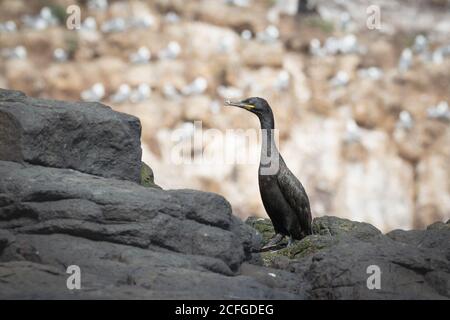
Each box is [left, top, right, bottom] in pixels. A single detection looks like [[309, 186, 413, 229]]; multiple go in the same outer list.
[[226, 97, 312, 247]]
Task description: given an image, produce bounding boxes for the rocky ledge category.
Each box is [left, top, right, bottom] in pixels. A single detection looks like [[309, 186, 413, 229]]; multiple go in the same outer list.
[[0, 89, 449, 299]]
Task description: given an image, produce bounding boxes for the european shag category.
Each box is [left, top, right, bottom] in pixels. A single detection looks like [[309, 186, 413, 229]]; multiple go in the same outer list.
[[226, 97, 312, 248]]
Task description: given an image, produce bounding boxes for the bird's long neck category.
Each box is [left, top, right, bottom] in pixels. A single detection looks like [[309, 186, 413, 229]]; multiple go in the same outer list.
[[258, 111, 280, 175]]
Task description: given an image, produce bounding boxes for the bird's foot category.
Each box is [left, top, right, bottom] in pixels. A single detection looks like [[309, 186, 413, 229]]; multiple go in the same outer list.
[[261, 233, 285, 251]]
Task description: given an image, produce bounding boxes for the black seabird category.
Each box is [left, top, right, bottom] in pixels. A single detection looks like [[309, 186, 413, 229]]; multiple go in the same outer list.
[[226, 97, 312, 248]]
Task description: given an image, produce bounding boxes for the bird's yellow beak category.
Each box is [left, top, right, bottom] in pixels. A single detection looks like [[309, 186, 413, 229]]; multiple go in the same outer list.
[[225, 100, 255, 110]]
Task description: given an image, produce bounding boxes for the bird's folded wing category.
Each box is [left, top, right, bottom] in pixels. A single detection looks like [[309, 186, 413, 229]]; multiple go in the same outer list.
[[277, 166, 312, 233]]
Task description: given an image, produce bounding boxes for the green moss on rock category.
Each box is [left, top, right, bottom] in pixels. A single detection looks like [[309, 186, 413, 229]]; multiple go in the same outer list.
[[245, 217, 278, 243], [140, 162, 162, 189], [245, 215, 381, 269], [259, 234, 337, 269], [312, 216, 381, 240]]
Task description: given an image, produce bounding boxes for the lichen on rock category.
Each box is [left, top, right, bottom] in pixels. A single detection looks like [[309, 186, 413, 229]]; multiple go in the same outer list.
[[246, 216, 351, 269], [140, 161, 161, 189]]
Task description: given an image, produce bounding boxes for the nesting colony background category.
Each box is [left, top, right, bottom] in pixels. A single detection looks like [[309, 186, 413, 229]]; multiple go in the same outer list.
[[1, 0, 449, 232]]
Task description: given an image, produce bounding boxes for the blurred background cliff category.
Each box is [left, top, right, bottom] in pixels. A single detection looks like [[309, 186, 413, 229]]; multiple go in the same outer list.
[[0, 0, 449, 232]]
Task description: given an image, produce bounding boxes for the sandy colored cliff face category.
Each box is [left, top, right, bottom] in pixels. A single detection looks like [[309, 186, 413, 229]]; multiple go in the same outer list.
[[0, 0, 449, 231]]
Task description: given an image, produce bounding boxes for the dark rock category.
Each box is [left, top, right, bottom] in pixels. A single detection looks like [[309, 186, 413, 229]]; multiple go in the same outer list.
[[0, 259, 296, 299], [0, 229, 15, 256], [427, 221, 450, 230], [0, 88, 26, 101], [168, 189, 233, 230], [230, 215, 263, 262], [295, 234, 449, 299], [0, 234, 297, 299], [247, 216, 450, 299], [312, 215, 382, 240], [387, 228, 450, 261], [0, 160, 248, 270], [0, 159, 300, 299], [0, 89, 142, 182], [239, 262, 307, 298]]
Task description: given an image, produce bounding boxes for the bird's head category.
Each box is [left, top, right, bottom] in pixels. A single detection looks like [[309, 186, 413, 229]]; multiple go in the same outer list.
[[225, 97, 272, 117]]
